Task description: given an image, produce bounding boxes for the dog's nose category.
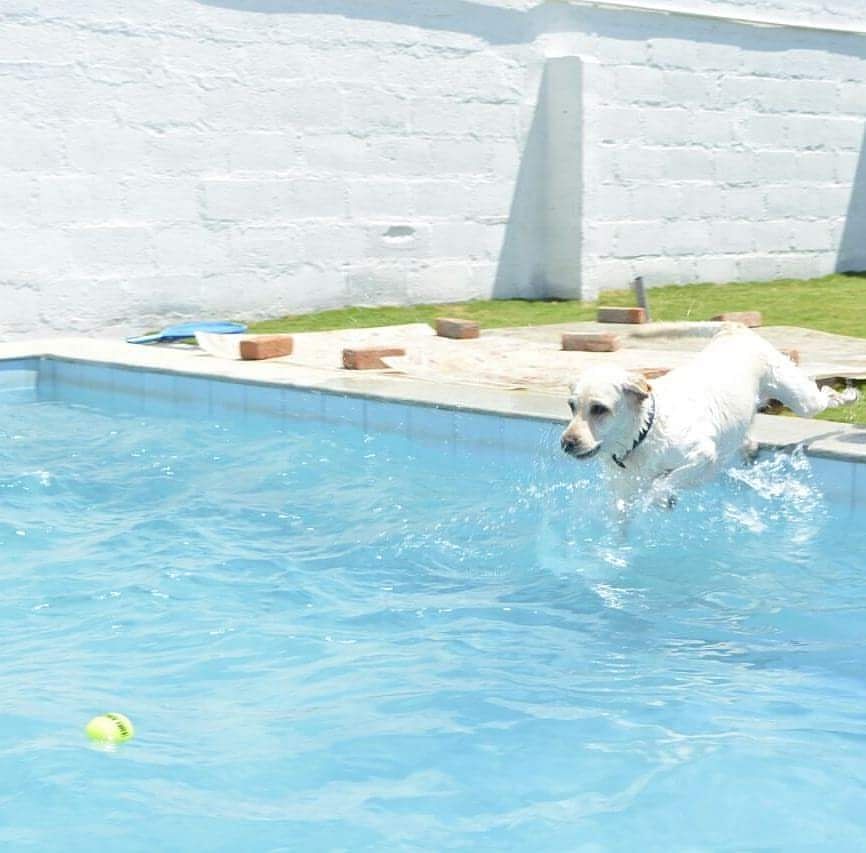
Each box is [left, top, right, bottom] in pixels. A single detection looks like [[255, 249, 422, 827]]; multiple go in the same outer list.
[[561, 434, 576, 453]]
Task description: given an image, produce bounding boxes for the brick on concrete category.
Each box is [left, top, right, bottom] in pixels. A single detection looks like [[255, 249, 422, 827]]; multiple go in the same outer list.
[[239, 335, 294, 360], [436, 318, 480, 339], [561, 332, 620, 352], [342, 347, 406, 370], [597, 306, 647, 324]]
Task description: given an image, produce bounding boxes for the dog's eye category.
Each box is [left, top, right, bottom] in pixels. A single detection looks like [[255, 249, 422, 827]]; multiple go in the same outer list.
[[590, 403, 610, 417]]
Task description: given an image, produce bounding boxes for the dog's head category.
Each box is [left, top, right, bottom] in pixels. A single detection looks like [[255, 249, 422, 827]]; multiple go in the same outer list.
[[560, 367, 651, 460]]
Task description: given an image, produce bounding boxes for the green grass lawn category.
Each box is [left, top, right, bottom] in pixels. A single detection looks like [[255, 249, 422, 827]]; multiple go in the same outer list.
[[248, 273, 866, 425]]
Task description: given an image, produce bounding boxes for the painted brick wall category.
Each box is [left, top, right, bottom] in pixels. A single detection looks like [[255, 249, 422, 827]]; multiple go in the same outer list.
[[561, 3, 866, 297], [0, 0, 537, 337], [618, 0, 866, 29], [1, 0, 865, 336]]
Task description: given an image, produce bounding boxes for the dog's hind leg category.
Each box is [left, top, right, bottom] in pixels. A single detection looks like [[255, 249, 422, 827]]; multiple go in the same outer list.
[[762, 353, 858, 417]]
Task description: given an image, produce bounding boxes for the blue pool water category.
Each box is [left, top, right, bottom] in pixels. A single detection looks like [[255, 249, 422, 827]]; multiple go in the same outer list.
[[1, 369, 866, 851]]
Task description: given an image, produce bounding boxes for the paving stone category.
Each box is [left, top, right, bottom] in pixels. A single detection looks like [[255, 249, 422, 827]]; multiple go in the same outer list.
[[561, 332, 620, 352], [239, 335, 294, 360], [597, 306, 647, 324], [342, 347, 406, 370], [436, 318, 480, 339]]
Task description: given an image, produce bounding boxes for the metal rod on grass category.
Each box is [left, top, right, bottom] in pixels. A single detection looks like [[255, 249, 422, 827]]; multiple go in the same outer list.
[[632, 275, 651, 322]]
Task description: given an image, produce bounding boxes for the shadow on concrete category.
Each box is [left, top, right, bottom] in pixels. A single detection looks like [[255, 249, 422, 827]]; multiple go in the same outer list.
[[837, 127, 866, 273], [836, 431, 866, 444]]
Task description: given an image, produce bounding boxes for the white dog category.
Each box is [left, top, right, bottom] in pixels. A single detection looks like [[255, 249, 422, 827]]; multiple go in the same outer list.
[[560, 325, 857, 507]]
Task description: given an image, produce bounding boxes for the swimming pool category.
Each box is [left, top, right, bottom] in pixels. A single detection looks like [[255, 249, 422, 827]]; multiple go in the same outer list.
[[2, 358, 865, 851]]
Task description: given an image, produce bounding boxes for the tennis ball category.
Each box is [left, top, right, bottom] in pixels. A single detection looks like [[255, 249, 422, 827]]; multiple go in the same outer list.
[[85, 712, 135, 743]]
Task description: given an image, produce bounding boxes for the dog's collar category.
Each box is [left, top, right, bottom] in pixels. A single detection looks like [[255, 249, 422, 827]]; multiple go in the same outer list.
[[611, 393, 656, 469]]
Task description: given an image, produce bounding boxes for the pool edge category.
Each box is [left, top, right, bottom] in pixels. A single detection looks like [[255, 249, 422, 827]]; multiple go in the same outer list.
[[1, 337, 864, 464]]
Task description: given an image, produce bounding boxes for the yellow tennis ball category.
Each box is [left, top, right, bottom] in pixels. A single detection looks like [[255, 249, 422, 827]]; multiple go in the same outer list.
[[85, 713, 135, 743]]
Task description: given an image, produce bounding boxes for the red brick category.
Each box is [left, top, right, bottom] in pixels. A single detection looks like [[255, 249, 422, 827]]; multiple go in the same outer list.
[[435, 318, 480, 339], [561, 332, 620, 352], [597, 306, 647, 324], [239, 335, 294, 360], [342, 347, 406, 370], [711, 311, 762, 327]]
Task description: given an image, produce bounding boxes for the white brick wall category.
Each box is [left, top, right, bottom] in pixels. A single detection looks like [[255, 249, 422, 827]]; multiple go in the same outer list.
[[571, 2, 866, 296], [0, 0, 536, 337], [1, 0, 865, 337], [610, 0, 865, 31]]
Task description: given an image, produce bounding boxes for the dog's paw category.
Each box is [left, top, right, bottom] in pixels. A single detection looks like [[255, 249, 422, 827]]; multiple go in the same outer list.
[[823, 385, 859, 408], [647, 486, 677, 511], [840, 386, 860, 405]]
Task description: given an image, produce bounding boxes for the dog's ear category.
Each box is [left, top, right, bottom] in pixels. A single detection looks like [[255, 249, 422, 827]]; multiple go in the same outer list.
[[622, 372, 651, 401]]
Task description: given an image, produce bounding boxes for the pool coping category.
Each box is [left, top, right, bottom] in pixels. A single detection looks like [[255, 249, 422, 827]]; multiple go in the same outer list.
[[2, 336, 865, 464]]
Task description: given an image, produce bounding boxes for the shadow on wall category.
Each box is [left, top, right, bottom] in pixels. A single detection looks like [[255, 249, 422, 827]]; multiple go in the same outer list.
[[493, 66, 548, 298], [196, 0, 866, 56], [838, 126, 866, 273], [494, 58, 583, 299], [194, 0, 533, 44]]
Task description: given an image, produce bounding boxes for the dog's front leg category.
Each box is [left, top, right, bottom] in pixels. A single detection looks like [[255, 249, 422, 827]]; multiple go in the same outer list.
[[650, 443, 717, 508]]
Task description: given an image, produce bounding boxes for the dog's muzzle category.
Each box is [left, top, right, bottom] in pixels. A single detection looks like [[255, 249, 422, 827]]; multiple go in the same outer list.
[[561, 435, 601, 459]]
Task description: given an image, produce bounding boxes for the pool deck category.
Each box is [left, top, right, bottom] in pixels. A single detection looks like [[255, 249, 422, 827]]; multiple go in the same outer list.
[[1, 331, 865, 465]]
